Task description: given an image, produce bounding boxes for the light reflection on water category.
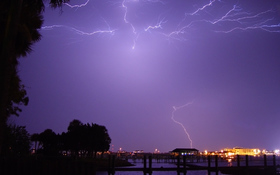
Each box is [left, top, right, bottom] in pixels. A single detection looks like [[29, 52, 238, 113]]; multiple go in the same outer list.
[[97, 159, 220, 175], [96, 157, 280, 175], [97, 172, 209, 175]]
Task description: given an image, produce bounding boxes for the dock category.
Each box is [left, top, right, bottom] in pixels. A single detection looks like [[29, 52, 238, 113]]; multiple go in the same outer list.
[[106, 155, 280, 175]]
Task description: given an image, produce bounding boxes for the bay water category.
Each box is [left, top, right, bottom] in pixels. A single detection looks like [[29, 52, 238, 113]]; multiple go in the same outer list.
[[96, 156, 280, 175]]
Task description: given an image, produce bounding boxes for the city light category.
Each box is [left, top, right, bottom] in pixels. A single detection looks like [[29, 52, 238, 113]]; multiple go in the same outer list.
[[154, 148, 160, 153]]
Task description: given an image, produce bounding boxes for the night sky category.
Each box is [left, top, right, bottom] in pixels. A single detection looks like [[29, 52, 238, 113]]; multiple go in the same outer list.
[[13, 0, 280, 152]]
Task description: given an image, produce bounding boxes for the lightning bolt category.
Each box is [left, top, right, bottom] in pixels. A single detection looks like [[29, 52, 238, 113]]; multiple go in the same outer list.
[[144, 18, 166, 32], [172, 102, 194, 148], [120, 0, 167, 49], [189, 0, 216, 16], [220, 10, 274, 24], [64, 0, 90, 9], [162, 0, 222, 41], [216, 22, 280, 33], [41, 25, 115, 36], [121, 0, 140, 49], [211, 5, 241, 24], [211, 7, 280, 33], [132, 34, 140, 50], [122, 0, 137, 34], [161, 21, 195, 41], [42, 0, 280, 49], [162, 0, 280, 42]]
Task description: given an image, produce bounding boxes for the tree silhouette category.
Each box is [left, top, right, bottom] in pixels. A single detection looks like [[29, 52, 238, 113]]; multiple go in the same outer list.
[[0, 0, 69, 155], [31, 133, 40, 154], [38, 129, 59, 155], [2, 124, 31, 156], [86, 123, 111, 157], [7, 73, 29, 117], [30, 120, 111, 157], [64, 120, 111, 157], [66, 119, 84, 156]]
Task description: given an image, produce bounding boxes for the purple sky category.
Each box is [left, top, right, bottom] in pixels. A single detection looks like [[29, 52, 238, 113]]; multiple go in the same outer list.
[[13, 0, 280, 152]]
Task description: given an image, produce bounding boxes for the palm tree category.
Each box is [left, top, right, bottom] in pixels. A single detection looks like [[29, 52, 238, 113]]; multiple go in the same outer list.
[[0, 0, 69, 155], [67, 119, 84, 156], [39, 129, 58, 155], [31, 133, 40, 154]]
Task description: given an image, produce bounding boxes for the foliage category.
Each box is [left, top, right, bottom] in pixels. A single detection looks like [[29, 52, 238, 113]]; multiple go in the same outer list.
[[32, 120, 111, 157], [49, 0, 70, 8], [30, 133, 40, 153], [0, 0, 70, 154], [38, 129, 59, 155], [2, 124, 31, 156], [0, 0, 70, 118], [7, 73, 29, 117]]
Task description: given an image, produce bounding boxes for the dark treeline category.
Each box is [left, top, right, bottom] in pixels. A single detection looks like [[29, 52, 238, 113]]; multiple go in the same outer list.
[[0, 0, 70, 155], [3, 119, 111, 158], [2, 124, 31, 156], [32, 119, 111, 157]]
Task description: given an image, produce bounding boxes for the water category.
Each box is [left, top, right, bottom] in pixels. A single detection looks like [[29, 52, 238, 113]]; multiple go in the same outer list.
[[96, 160, 210, 175], [96, 156, 280, 175]]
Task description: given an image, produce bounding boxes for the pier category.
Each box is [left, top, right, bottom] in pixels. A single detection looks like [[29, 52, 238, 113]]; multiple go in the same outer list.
[[0, 154, 279, 174], [107, 154, 280, 175]]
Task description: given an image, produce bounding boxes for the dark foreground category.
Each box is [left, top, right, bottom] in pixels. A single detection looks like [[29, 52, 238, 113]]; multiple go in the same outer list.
[[0, 155, 279, 175], [0, 156, 133, 175]]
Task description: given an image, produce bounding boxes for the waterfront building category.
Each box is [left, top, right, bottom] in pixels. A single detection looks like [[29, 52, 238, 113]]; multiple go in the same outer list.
[[223, 147, 261, 156], [171, 148, 199, 156], [133, 150, 144, 154]]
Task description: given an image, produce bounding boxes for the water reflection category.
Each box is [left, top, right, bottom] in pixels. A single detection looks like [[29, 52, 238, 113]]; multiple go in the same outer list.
[[227, 158, 232, 167]]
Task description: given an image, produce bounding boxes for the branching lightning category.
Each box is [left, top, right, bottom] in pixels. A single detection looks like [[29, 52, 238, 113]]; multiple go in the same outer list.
[[144, 18, 166, 32], [189, 0, 216, 16], [162, 22, 194, 41], [121, 0, 138, 49], [172, 102, 194, 148], [162, 1, 280, 41], [220, 10, 273, 24], [42, 0, 280, 48], [212, 9, 280, 33], [216, 22, 280, 33], [211, 5, 241, 24], [41, 25, 115, 36], [64, 0, 90, 8], [122, 0, 137, 35]]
